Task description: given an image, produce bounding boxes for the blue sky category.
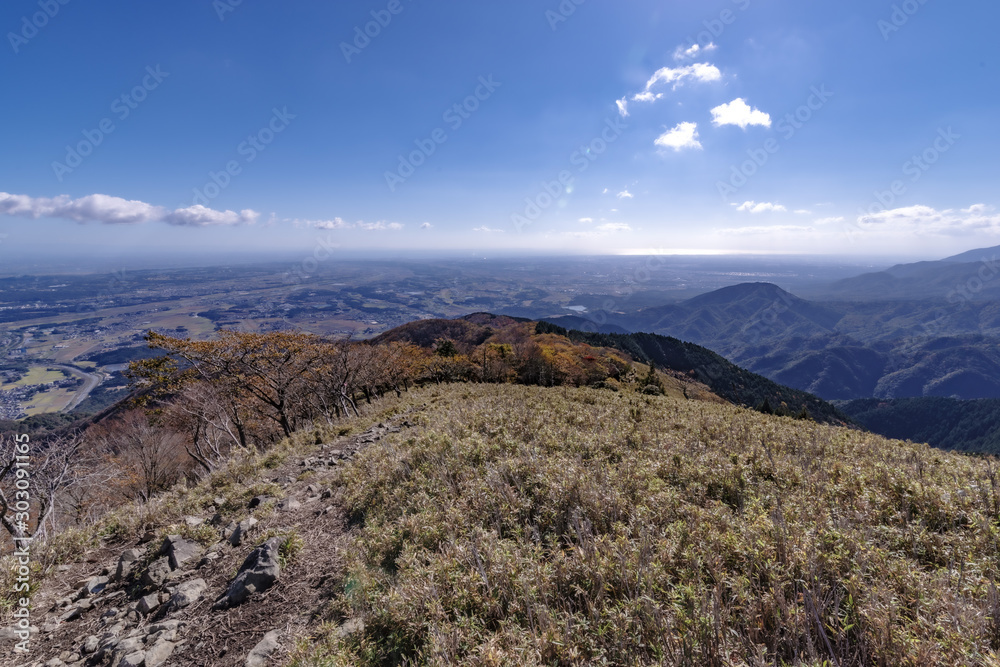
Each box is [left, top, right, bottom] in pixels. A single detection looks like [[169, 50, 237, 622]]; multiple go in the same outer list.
[[1, 0, 998, 263]]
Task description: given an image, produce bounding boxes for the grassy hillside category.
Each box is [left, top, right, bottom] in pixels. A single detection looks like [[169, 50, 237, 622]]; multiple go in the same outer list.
[[291, 384, 1000, 666], [4, 383, 1000, 665]]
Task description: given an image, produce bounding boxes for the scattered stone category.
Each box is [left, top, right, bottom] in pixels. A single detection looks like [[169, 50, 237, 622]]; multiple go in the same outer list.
[[162, 535, 203, 570], [120, 649, 146, 667], [59, 605, 83, 622], [214, 538, 282, 610], [144, 639, 177, 667], [147, 620, 181, 635], [44, 658, 65, 667], [42, 622, 61, 633], [83, 635, 100, 654], [245, 629, 281, 666], [166, 578, 207, 611], [277, 498, 301, 512], [213, 496, 226, 506], [229, 517, 259, 547], [136, 593, 160, 615], [141, 557, 172, 588], [306, 484, 320, 494]]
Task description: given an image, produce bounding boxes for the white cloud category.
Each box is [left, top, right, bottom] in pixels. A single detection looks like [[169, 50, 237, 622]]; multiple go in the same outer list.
[[163, 205, 259, 227], [814, 216, 845, 225], [736, 201, 787, 214], [578, 217, 593, 224], [673, 43, 716, 62], [473, 226, 504, 233], [654, 122, 702, 151], [616, 97, 629, 118], [855, 205, 1000, 236], [356, 221, 403, 231], [642, 63, 722, 92], [710, 98, 771, 129], [794, 209, 812, 215], [617, 190, 634, 199], [0, 192, 256, 227], [420, 222, 433, 229], [304, 218, 350, 230], [631, 91, 663, 103]]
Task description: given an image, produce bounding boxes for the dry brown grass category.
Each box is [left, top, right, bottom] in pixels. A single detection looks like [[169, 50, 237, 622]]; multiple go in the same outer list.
[[291, 384, 1000, 666]]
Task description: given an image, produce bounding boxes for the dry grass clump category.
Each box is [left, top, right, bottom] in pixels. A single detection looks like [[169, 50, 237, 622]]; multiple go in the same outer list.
[[301, 384, 1000, 666]]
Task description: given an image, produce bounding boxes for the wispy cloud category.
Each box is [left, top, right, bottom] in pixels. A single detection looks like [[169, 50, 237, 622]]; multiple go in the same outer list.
[[357, 221, 404, 231], [473, 226, 504, 233], [673, 42, 717, 62], [0, 192, 258, 226], [617, 190, 634, 199], [420, 222, 433, 229], [654, 122, 702, 152], [616, 97, 629, 118], [578, 217, 593, 224], [710, 98, 771, 129], [736, 201, 787, 214], [857, 204, 1000, 235], [638, 63, 722, 97]]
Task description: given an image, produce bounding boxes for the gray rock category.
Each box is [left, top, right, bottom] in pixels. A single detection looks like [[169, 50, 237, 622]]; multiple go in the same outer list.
[[136, 593, 160, 615], [144, 639, 176, 667], [245, 629, 281, 666], [183, 515, 204, 527], [161, 535, 203, 570], [166, 578, 206, 611], [83, 635, 100, 654], [213, 538, 281, 610], [59, 605, 83, 622], [78, 575, 108, 597], [228, 517, 259, 547], [119, 649, 145, 667], [114, 549, 144, 582], [147, 620, 180, 634], [140, 558, 171, 588], [277, 498, 301, 512]]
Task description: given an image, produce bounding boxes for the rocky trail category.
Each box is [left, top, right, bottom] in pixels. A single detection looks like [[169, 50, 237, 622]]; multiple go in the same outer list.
[[1, 417, 413, 667]]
